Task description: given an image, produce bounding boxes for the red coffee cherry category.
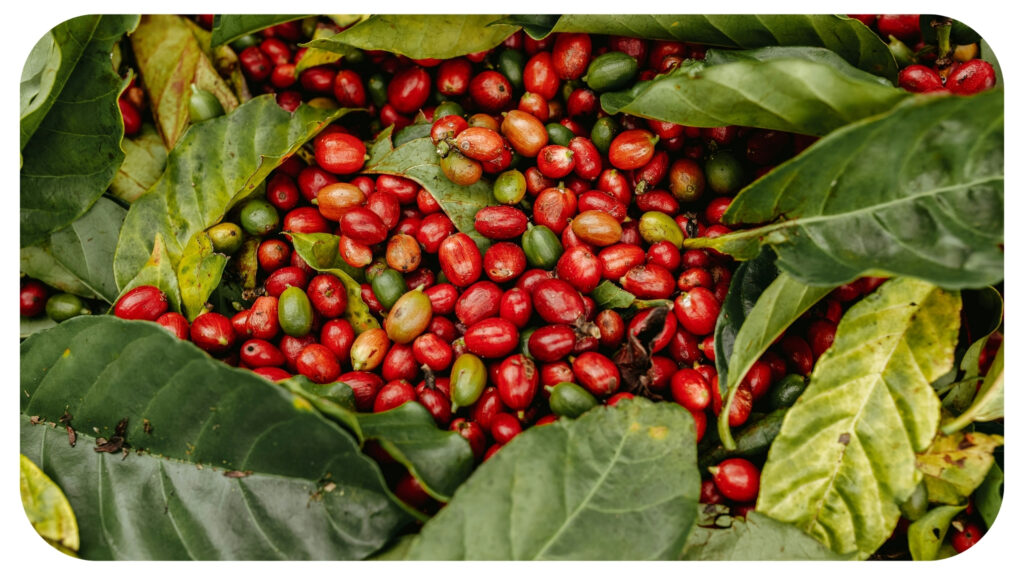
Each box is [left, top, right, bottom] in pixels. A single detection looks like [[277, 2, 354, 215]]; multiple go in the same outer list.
[[113, 285, 168, 321], [710, 458, 761, 503], [190, 312, 236, 355]]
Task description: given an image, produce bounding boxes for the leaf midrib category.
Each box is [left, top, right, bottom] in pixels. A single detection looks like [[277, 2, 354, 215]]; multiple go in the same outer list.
[[528, 424, 631, 559]]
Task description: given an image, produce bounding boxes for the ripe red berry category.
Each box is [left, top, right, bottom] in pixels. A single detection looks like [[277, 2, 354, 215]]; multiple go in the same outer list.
[[710, 458, 761, 503]]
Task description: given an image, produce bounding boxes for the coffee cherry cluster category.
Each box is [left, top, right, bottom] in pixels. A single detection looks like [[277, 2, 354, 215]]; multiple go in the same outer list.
[[46, 15, 991, 524]]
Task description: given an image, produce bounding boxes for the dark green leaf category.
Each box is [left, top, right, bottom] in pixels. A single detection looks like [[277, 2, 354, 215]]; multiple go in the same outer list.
[[108, 124, 167, 203], [20, 197, 126, 304], [131, 15, 239, 148], [116, 233, 181, 313], [681, 512, 843, 560], [289, 232, 378, 334], [689, 90, 1004, 290], [757, 278, 960, 558], [305, 15, 517, 60], [404, 399, 700, 560], [210, 14, 309, 47], [363, 132, 497, 250], [176, 231, 229, 321], [916, 431, 1003, 505], [718, 273, 832, 449], [20, 316, 57, 339], [503, 14, 896, 78], [282, 378, 473, 501], [20, 15, 100, 150], [21, 15, 139, 246], [713, 248, 778, 388], [20, 316, 410, 559], [975, 462, 1002, 529], [592, 280, 636, 309], [113, 97, 354, 292], [601, 49, 907, 136]]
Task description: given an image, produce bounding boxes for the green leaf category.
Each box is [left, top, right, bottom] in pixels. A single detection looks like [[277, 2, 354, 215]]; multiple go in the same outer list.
[[176, 231, 229, 321], [688, 90, 1004, 290], [592, 280, 636, 309], [942, 342, 1003, 434], [295, 21, 364, 73], [305, 15, 517, 60], [288, 232, 379, 334], [357, 404, 474, 501], [916, 431, 1003, 505], [20, 197, 127, 304], [363, 131, 497, 250], [20, 316, 57, 340], [113, 97, 354, 292], [718, 272, 832, 449], [681, 512, 843, 560], [907, 505, 965, 561], [21, 15, 139, 246], [20, 15, 100, 150], [403, 399, 701, 560], [934, 287, 1003, 397], [131, 15, 239, 148], [502, 14, 896, 78], [20, 453, 79, 554], [974, 462, 1003, 529], [210, 14, 309, 47], [757, 278, 960, 558], [116, 233, 182, 313], [20, 316, 410, 559], [281, 378, 473, 501], [713, 248, 778, 389], [602, 49, 907, 137], [108, 124, 167, 203], [369, 535, 415, 560]]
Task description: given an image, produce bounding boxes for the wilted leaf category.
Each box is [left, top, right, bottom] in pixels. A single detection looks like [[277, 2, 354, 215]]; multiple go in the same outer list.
[[131, 15, 239, 148], [916, 431, 1003, 505], [20, 453, 79, 554], [108, 124, 167, 203], [757, 278, 960, 558]]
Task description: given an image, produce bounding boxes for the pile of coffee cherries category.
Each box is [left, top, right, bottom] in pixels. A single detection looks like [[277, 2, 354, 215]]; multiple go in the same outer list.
[[20, 15, 997, 537]]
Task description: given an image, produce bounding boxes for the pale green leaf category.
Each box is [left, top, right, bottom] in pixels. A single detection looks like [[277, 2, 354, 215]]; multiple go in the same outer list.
[[757, 278, 960, 558]]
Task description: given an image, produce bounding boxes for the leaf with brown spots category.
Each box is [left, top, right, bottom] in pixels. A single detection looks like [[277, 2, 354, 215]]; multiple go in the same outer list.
[[917, 431, 1003, 505]]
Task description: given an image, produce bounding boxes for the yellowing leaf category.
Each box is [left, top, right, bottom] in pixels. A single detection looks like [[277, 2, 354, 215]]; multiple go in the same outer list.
[[20, 454, 79, 554]]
